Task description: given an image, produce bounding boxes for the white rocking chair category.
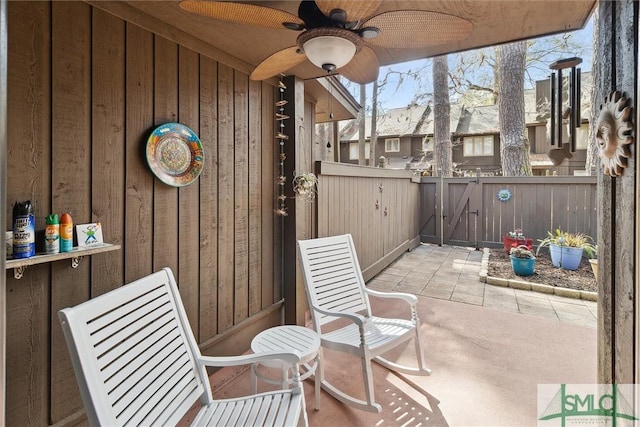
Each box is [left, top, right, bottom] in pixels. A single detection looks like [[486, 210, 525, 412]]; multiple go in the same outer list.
[[58, 267, 307, 427], [298, 234, 430, 413]]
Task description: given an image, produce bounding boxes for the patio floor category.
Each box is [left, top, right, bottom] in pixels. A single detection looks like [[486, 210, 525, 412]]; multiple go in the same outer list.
[[205, 243, 597, 426], [369, 243, 597, 329]]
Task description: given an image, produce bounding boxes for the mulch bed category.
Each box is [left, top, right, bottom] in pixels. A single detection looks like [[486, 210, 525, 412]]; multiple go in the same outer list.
[[487, 248, 597, 293]]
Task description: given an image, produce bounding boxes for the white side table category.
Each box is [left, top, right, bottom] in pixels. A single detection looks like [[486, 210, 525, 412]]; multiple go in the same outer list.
[[251, 325, 321, 410]]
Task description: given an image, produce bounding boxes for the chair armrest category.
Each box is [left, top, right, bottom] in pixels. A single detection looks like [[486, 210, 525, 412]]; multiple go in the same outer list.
[[365, 288, 418, 305], [198, 350, 301, 368], [313, 305, 367, 326]]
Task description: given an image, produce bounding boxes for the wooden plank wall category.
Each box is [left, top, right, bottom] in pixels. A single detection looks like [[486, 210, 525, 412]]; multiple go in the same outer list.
[[5, 2, 280, 425], [596, 0, 637, 385], [315, 162, 421, 281], [418, 176, 598, 247]]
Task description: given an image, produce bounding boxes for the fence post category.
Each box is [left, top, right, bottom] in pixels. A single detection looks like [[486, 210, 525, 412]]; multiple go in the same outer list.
[[473, 169, 482, 250], [439, 169, 444, 246]]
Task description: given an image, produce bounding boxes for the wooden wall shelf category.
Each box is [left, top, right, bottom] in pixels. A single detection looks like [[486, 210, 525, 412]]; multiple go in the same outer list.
[[6, 243, 121, 279]]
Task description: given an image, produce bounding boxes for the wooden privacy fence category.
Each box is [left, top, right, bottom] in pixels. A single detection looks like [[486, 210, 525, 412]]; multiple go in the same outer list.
[[315, 162, 421, 281], [314, 165, 597, 279], [418, 175, 598, 248]]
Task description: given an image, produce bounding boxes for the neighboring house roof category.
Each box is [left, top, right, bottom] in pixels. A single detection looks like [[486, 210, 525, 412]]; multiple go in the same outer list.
[[339, 72, 592, 142], [453, 90, 540, 135], [340, 103, 430, 141], [530, 153, 555, 167], [340, 103, 463, 141]]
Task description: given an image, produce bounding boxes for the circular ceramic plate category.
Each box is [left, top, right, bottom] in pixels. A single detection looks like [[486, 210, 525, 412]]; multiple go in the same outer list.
[[146, 123, 204, 187]]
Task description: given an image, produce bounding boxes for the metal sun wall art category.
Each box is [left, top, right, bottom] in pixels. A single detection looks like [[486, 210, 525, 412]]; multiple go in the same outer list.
[[497, 189, 512, 202], [596, 91, 634, 177]]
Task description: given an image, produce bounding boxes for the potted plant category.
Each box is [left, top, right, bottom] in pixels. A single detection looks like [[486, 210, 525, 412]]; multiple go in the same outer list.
[[536, 228, 596, 271], [503, 228, 534, 253], [509, 245, 536, 276]]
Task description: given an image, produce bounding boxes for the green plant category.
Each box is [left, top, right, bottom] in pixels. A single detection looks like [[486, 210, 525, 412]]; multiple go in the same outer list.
[[536, 228, 597, 258], [510, 245, 535, 259], [292, 171, 317, 201], [507, 228, 524, 239]]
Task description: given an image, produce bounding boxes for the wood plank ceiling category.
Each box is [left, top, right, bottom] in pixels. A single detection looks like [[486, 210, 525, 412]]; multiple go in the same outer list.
[[119, 0, 596, 81]]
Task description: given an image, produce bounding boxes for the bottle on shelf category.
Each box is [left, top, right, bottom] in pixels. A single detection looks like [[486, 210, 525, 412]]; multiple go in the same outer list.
[[45, 214, 60, 254], [13, 201, 35, 259], [60, 213, 73, 253]]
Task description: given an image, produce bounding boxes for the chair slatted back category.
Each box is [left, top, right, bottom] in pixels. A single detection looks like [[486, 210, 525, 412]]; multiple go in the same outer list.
[[59, 268, 209, 427], [298, 234, 371, 328]]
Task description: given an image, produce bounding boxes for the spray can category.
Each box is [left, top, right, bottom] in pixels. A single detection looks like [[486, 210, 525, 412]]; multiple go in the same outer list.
[[13, 201, 35, 259], [60, 213, 73, 253], [45, 214, 60, 254]]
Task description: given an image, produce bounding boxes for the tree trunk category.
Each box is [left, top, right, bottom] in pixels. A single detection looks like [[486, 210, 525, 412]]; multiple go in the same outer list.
[[498, 41, 532, 176], [358, 84, 366, 165], [317, 122, 330, 161], [369, 79, 378, 166], [585, 8, 599, 175], [432, 55, 452, 177]]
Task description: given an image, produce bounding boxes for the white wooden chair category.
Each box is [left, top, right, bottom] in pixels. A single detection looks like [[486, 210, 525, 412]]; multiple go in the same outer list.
[[58, 267, 307, 427], [298, 234, 430, 413]]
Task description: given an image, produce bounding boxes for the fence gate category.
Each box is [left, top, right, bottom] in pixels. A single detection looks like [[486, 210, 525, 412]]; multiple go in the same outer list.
[[443, 176, 482, 248]]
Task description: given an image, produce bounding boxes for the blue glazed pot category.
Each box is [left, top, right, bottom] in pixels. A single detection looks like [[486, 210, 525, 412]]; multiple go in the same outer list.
[[510, 255, 535, 277], [549, 244, 583, 271]]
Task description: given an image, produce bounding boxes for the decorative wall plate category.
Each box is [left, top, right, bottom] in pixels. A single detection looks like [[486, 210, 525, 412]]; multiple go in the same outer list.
[[146, 123, 204, 187]]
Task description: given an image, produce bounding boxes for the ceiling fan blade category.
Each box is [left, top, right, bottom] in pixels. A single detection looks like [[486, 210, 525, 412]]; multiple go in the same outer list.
[[179, 1, 302, 29], [250, 47, 307, 81], [316, 0, 382, 22], [338, 46, 379, 84], [363, 11, 473, 48]]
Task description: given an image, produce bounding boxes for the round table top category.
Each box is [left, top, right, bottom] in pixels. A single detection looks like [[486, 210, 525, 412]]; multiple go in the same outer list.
[[251, 325, 320, 365]]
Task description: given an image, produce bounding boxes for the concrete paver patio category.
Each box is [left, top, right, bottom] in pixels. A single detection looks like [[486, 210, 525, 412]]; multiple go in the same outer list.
[[368, 243, 597, 329]]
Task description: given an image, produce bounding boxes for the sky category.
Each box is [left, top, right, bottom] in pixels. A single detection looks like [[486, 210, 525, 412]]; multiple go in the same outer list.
[[351, 15, 595, 111]]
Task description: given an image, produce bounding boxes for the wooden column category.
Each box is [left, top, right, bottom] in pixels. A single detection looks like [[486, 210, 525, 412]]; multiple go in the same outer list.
[[282, 75, 305, 325], [596, 0, 615, 386], [636, 11, 640, 384], [0, 1, 6, 422], [596, 0, 638, 385]]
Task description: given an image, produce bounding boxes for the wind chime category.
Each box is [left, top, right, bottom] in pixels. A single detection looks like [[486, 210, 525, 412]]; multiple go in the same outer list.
[[273, 76, 318, 214], [547, 57, 582, 165], [275, 77, 289, 216]]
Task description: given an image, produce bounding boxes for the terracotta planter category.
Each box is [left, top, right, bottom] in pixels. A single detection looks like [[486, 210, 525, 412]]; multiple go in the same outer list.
[[503, 236, 533, 253]]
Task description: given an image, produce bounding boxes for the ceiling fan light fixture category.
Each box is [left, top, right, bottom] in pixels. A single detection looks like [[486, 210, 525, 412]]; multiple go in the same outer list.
[[303, 36, 356, 70], [298, 28, 364, 72]]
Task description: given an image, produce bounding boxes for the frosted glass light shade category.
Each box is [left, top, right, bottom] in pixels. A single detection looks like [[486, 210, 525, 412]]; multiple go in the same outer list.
[[303, 36, 357, 70]]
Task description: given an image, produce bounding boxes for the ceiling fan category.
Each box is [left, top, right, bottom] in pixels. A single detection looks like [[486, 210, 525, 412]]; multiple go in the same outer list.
[[179, 0, 473, 84]]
